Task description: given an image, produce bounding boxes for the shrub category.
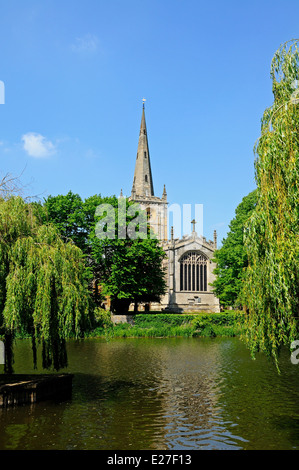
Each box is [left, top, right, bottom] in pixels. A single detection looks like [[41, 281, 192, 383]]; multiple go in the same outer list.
[[88, 310, 245, 338], [200, 325, 217, 337], [93, 307, 113, 329], [133, 314, 194, 328], [191, 311, 245, 336]]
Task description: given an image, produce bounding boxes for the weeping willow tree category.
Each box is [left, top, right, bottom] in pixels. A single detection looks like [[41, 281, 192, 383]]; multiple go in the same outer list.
[[241, 40, 299, 367], [0, 197, 91, 373]]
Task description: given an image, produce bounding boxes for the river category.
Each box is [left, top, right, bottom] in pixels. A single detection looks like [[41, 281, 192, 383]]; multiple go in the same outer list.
[[0, 336, 299, 450]]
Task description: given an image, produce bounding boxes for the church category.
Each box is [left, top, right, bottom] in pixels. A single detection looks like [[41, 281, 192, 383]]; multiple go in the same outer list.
[[128, 103, 220, 313]]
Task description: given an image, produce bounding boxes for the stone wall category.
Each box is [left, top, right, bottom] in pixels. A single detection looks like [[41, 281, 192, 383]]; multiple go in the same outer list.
[[111, 315, 135, 325]]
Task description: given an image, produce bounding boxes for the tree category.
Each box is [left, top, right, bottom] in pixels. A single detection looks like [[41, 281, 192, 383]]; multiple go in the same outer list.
[[0, 197, 91, 372], [40, 191, 120, 255], [40, 192, 120, 305], [211, 190, 257, 307], [89, 197, 167, 313], [39, 191, 88, 251], [0, 171, 27, 200], [241, 40, 299, 366], [40, 192, 167, 313], [91, 237, 167, 313]]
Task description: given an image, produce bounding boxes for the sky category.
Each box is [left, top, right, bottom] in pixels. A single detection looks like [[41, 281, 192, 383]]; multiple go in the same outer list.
[[0, 0, 298, 245]]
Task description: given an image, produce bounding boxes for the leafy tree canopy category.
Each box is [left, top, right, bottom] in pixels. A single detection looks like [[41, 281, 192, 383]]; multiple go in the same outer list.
[[40, 191, 167, 314], [0, 197, 91, 372], [212, 189, 257, 307], [241, 40, 299, 367], [38, 191, 115, 253], [91, 236, 166, 313]]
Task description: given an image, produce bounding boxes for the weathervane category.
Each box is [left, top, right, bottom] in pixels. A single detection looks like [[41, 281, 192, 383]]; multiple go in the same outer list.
[[142, 98, 146, 108]]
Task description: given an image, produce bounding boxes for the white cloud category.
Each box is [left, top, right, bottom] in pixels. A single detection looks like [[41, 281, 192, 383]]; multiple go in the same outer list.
[[71, 34, 99, 54], [22, 133, 56, 158]]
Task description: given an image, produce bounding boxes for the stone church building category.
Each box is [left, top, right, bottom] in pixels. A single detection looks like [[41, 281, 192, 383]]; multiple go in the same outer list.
[[128, 104, 220, 313]]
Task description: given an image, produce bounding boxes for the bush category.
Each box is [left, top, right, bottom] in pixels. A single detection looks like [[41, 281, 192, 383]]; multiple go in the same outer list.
[[88, 310, 245, 338], [192, 311, 244, 328], [93, 307, 113, 329], [111, 323, 195, 338], [200, 325, 217, 337], [191, 311, 245, 337], [134, 314, 194, 327]]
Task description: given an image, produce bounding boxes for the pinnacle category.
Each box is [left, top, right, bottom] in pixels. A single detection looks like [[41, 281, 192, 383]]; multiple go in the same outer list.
[[131, 104, 154, 198]]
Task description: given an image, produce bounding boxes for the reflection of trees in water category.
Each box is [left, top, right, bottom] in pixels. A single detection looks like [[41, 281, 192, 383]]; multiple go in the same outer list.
[[61, 339, 169, 450], [212, 341, 299, 450], [0, 338, 229, 450], [0, 340, 70, 450], [62, 338, 227, 450], [3, 338, 299, 450], [0, 399, 69, 450], [0, 338, 169, 450], [157, 339, 228, 448]]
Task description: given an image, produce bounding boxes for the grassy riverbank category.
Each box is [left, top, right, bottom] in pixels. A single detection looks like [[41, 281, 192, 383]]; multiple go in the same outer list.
[[3, 311, 246, 343], [87, 311, 246, 339]]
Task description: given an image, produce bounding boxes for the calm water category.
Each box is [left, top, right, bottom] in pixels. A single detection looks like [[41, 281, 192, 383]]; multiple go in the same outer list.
[[1, 336, 299, 450]]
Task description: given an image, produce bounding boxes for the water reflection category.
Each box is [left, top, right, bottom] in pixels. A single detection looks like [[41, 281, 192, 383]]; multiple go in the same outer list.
[[213, 338, 299, 450], [1, 337, 299, 450]]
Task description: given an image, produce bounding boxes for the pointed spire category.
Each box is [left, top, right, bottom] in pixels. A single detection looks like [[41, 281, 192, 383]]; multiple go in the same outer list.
[[214, 230, 217, 249], [162, 184, 167, 200], [140, 101, 146, 133], [131, 102, 154, 198]]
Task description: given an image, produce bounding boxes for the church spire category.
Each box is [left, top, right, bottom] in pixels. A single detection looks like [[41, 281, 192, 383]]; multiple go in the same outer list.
[[131, 102, 154, 198]]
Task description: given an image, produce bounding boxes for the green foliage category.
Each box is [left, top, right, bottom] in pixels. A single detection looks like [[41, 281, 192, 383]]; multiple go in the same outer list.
[[42, 191, 167, 313], [108, 323, 196, 338], [191, 312, 244, 326], [92, 238, 166, 304], [211, 190, 257, 307], [241, 40, 299, 366], [90, 202, 167, 313], [88, 312, 244, 339], [93, 307, 113, 329], [191, 312, 244, 337], [198, 325, 217, 338], [0, 197, 91, 372], [40, 191, 116, 253], [133, 313, 194, 327], [37, 192, 86, 250]]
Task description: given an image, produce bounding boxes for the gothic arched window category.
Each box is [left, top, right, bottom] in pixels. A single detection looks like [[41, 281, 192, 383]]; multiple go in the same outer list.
[[180, 251, 208, 292]]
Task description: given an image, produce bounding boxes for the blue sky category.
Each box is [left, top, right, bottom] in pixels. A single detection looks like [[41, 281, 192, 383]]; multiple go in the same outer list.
[[0, 0, 298, 244]]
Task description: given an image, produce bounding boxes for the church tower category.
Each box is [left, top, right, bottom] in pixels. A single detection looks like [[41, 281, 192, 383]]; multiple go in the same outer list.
[[129, 102, 168, 241], [125, 102, 220, 313]]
